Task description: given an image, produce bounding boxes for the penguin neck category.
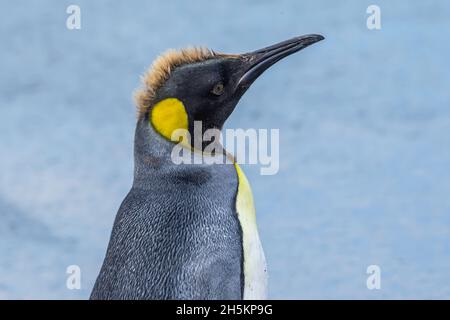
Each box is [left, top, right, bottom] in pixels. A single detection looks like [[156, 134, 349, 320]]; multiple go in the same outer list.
[[133, 117, 176, 182], [132, 117, 234, 188]]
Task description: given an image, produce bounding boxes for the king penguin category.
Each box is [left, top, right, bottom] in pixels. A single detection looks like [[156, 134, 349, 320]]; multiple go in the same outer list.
[[90, 34, 324, 300]]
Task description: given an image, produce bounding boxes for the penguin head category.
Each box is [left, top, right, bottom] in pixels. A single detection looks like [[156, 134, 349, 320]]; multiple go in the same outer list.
[[135, 34, 324, 145]]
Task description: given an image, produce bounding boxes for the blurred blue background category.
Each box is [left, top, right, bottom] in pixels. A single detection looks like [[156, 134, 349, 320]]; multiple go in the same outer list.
[[1, 0, 450, 299]]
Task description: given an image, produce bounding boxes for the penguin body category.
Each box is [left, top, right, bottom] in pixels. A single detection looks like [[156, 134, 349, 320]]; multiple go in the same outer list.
[[91, 35, 323, 300], [91, 121, 260, 299]]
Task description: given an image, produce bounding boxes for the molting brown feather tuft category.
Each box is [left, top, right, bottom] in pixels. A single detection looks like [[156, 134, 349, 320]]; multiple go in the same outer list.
[[134, 47, 226, 119]]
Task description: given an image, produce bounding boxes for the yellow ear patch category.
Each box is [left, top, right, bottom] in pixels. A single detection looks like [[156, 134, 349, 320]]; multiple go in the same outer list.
[[150, 98, 188, 141]]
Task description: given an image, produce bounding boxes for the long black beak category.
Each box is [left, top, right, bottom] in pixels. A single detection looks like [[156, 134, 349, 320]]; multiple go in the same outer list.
[[237, 34, 324, 90]]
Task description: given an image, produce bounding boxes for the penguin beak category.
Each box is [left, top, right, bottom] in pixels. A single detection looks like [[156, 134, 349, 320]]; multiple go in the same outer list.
[[236, 34, 324, 91]]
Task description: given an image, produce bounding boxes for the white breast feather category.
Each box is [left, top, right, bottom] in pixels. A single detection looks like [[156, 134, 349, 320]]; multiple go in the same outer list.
[[234, 164, 268, 300]]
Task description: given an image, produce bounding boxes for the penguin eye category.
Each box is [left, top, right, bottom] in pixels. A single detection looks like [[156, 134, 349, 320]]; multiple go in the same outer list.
[[211, 82, 225, 96]]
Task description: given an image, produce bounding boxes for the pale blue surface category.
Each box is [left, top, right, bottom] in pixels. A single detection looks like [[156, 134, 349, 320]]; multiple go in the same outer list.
[[1, 0, 450, 299]]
